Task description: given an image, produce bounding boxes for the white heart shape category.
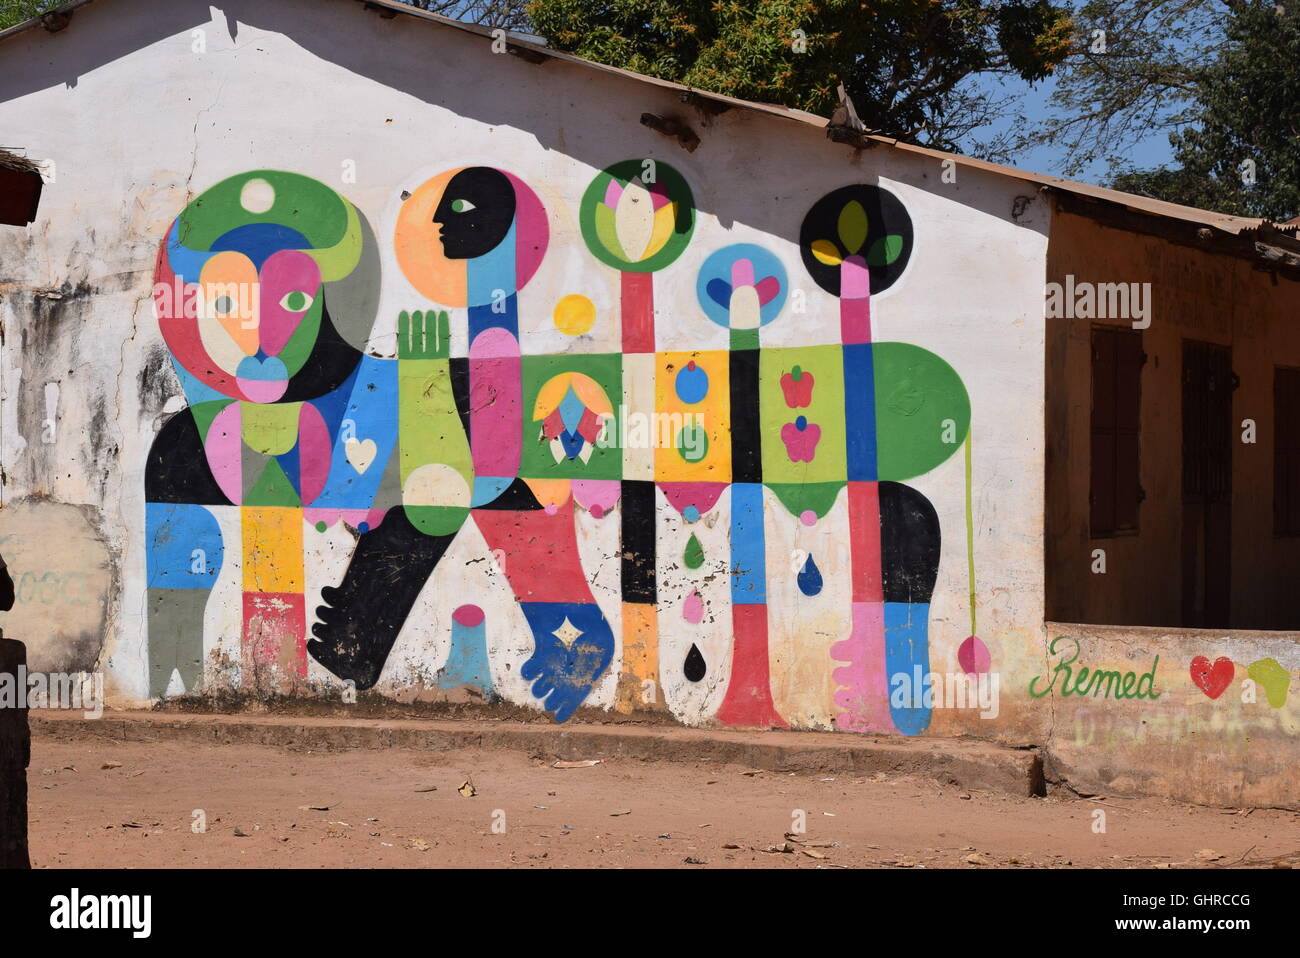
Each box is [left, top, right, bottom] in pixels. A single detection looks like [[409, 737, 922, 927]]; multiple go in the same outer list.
[[344, 437, 377, 474]]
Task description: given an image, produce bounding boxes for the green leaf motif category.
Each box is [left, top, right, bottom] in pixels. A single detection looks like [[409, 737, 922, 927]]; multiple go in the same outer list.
[[867, 234, 904, 267], [837, 200, 868, 255]]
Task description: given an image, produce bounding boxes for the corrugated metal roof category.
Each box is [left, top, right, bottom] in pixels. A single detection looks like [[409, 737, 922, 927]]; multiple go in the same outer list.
[[3, 0, 1298, 250]]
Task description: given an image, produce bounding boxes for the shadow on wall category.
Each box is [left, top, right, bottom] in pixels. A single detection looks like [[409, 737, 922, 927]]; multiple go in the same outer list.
[[0, 0, 1033, 242]]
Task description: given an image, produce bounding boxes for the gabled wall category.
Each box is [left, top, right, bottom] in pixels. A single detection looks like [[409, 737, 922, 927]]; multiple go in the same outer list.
[[5, 0, 1045, 756]]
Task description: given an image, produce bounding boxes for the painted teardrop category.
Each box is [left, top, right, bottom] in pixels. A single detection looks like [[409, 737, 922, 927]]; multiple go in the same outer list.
[[682, 590, 704, 624], [684, 533, 705, 570], [797, 553, 823, 596], [684, 644, 707, 682]]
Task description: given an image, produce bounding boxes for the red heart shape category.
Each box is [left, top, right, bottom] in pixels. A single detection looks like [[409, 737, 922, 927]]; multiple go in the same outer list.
[[1190, 656, 1234, 699]]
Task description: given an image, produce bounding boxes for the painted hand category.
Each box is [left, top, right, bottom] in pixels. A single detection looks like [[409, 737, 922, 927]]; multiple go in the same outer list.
[[398, 309, 450, 361], [518, 602, 615, 723]]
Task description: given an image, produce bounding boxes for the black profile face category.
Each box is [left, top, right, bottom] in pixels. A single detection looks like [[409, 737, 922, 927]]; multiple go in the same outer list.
[[432, 167, 517, 259]]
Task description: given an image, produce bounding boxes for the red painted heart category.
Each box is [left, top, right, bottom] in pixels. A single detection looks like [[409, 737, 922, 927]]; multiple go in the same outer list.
[[1190, 656, 1234, 699]]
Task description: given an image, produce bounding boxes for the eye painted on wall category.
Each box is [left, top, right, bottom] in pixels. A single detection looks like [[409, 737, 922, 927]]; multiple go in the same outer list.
[[213, 295, 236, 315], [449, 198, 476, 213], [279, 290, 315, 312]]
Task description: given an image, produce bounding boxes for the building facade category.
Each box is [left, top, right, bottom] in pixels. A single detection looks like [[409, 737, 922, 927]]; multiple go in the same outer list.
[[0, 0, 1296, 807]]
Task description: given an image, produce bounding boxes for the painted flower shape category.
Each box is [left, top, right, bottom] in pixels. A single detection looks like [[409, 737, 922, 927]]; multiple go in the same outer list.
[[533, 371, 614, 464], [780, 365, 815, 408], [809, 199, 905, 269], [594, 175, 678, 264], [780, 415, 821, 462], [704, 256, 783, 331]]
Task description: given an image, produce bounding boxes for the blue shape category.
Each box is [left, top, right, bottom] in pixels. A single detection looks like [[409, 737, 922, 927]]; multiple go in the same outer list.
[[211, 222, 312, 270], [236, 355, 288, 382], [439, 616, 495, 696], [674, 363, 709, 404], [519, 601, 615, 722], [695, 243, 789, 328], [682, 505, 700, 523], [171, 359, 228, 406], [467, 219, 519, 338], [843, 342, 878, 481], [558, 387, 586, 434], [797, 553, 823, 597], [559, 429, 586, 460], [729, 482, 766, 605], [885, 601, 932, 736], [705, 278, 732, 309], [146, 503, 223, 589], [471, 476, 515, 507], [313, 355, 399, 510]]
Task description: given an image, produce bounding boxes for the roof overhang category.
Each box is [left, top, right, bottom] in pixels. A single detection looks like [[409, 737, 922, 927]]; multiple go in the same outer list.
[[3, 0, 1299, 272]]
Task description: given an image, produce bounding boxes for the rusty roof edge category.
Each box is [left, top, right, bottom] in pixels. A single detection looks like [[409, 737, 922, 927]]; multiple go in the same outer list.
[[0, 0, 1291, 251], [350, 0, 1297, 247], [0, 0, 97, 43]]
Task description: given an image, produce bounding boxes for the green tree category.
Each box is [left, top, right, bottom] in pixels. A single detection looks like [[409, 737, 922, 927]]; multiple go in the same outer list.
[[399, 0, 532, 30], [0, 0, 59, 30], [1112, 2, 1300, 220], [985, 0, 1222, 176], [526, 0, 1075, 150]]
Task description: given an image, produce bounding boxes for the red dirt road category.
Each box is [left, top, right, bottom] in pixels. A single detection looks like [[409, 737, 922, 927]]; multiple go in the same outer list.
[[26, 736, 1300, 869]]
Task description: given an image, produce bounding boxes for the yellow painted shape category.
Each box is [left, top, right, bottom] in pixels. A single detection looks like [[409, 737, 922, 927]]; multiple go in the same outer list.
[[654, 350, 731, 483], [615, 602, 662, 712], [554, 294, 597, 335], [241, 507, 304, 593]]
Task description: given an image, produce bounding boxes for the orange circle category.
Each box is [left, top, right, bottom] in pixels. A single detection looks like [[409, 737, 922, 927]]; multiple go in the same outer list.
[[394, 168, 468, 306]]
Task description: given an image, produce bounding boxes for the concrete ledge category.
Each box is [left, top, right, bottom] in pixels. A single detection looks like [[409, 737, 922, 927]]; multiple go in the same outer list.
[[32, 709, 1045, 797]]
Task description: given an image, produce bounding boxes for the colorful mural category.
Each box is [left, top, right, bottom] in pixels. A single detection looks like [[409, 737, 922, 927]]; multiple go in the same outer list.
[[146, 164, 975, 732]]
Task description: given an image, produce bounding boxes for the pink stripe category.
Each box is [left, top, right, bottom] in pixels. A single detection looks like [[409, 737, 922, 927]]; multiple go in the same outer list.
[[298, 403, 331, 506], [205, 403, 243, 504], [470, 332, 521, 478], [831, 601, 895, 733], [840, 256, 872, 344]]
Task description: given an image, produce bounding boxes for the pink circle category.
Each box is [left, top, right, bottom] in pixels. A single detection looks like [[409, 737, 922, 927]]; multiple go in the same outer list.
[[800, 509, 817, 526], [544, 503, 558, 515], [453, 605, 485, 627], [590, 504, 605, 519]]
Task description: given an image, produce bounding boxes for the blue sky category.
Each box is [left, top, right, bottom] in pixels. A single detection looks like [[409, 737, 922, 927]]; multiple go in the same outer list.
[[964, 71, 1177, 185]]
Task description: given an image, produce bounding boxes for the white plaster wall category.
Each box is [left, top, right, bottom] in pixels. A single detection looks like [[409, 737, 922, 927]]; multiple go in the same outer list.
[[0, 0, 1049, 737]]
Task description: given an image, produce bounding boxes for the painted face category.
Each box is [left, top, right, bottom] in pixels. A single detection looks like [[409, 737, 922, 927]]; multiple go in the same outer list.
[[197, 248, 323, 403], [432, 167, 516, 259]]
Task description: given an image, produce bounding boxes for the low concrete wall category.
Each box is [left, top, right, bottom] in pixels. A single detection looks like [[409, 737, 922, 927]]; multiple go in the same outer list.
[[0, 636, 30, 868], [1042, 622, 1298, 809]]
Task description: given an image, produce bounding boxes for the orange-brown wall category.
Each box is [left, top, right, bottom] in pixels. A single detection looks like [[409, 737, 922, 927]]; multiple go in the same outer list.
[[1046, 206, 1300, 630]]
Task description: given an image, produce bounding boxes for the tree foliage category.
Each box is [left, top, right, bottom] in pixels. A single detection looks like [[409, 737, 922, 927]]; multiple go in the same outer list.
[[0, 0, 59, 30], [1112, 2, 1300, 220], [986, 0, 1222, 176], [526, 0, 1075, 150], [400, 0, 532, 30]]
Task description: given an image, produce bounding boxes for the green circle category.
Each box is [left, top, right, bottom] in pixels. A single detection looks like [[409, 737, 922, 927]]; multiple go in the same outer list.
[[677, 424, 709, 463], [872, 342, 970, 481], [579, 159, 695, 273]]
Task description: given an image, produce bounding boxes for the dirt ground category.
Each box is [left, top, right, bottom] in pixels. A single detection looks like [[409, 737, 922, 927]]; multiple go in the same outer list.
[[25, 735, 1300, 868]]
